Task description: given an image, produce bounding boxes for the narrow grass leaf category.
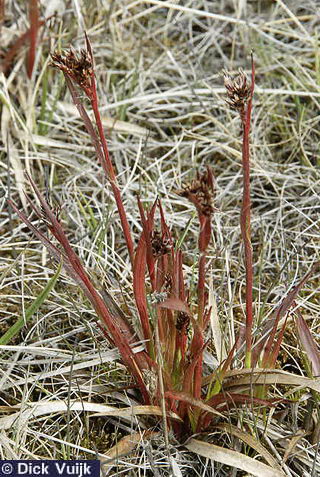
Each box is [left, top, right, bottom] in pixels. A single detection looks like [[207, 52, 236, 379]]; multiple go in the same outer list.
[[103, 431, 160, 460], [205, 339, 238, 399], [295, 309, 320, 377], [213, 422, 282, 470], [91, 405, 182, 421], [137, 197, 157, 290], [165, 391, 224, 417], [0, 401, 122, 430], [3, 133, 27, 209], [208, 276, 226, 361], [185, 439, 286, 477], [264, 315, 288, 369], [133, 225, 153, 351], [221, 368, 320, 393], [175, 213, 196, 250], [0, 262, 62, 345], [253, 263, 319, 366], [207, 392, 279, 409]]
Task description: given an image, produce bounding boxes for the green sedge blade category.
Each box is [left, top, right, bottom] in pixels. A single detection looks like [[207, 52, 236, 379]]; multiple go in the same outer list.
[[0, 262, 62, 345]]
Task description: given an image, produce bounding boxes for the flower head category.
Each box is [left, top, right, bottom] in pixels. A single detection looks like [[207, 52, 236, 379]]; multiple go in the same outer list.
[[150, 230, 170, 259], [51, 48, 94, 98], [176, 168, 215, 217], [176, 311, 190, 333], [223, 68, 251, 116]]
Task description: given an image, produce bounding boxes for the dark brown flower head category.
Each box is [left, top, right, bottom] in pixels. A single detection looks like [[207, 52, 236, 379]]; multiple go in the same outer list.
[[176, 311, 190, 333], [51, 48, 93, 98], [223, 68, 251, 115], [151, 230, 170, 259], [176, 168, 215, 217]]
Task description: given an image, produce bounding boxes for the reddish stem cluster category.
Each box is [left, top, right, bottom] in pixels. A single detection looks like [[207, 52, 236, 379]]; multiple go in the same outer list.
[[10, 37, 319, 438]]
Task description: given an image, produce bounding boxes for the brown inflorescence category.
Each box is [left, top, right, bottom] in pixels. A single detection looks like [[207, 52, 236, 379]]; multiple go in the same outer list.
[[176, 169, 214, 218], [223, 68, 251, 118], [176, 311, 190, 333], [151, 230, 170, 259], [51, 48, 94, 98]]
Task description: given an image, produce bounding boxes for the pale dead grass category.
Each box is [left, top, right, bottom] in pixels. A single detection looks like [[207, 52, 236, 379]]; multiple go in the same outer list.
[[0, 0, 320, 475]]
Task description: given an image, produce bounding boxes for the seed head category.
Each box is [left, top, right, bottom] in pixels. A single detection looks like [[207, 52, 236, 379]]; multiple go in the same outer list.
[[176, 168, 215, 217], [51, 48, 94, 98], [223, 68, 251, 115], [176, 311, 190, 333], [150, 230, 170, 259]]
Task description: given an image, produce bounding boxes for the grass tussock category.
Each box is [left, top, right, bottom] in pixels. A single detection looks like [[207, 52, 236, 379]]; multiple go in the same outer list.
[[1, 1, 320, 476]]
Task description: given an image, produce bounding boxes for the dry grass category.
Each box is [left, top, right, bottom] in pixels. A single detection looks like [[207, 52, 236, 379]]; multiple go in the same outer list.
[[1, 1, 320, 475]]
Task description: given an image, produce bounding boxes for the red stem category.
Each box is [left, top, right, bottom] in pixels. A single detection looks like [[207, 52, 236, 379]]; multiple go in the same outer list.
[[84, 34, 134, 263], [241, 55, 255, 367], [27, 0, 39, 78], [91, 97, 135, 263], [197, 254, 206, 324], [2, 19, 46, 75], [0, 1, 4, 26]]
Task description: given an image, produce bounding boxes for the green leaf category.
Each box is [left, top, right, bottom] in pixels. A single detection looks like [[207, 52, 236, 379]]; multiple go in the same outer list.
[[0, 262, 62, 345], [175, 213, 196, 250]]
